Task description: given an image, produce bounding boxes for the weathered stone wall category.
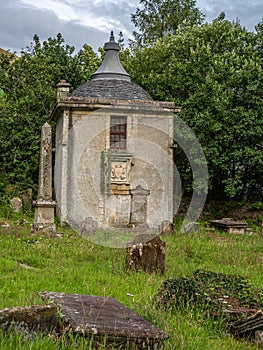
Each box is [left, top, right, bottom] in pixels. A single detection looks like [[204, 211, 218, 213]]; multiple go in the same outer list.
[[54, 104, 174, 232]]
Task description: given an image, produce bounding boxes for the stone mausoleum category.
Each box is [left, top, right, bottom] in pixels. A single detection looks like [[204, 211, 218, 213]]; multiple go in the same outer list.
[[52, 32, 178, 233]]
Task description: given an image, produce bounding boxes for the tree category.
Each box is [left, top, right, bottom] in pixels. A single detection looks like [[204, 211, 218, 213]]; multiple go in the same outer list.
[[123, 19, 263, 201], [131, 0, 204, 47], [0, 34, 100, 199]]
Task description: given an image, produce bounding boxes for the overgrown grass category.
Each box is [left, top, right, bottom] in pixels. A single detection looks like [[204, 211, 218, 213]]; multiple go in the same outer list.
[[0, 212, 262, 349]]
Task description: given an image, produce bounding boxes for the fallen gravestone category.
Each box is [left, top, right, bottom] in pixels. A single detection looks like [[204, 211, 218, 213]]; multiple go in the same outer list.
[[40, 292, 168, 349]]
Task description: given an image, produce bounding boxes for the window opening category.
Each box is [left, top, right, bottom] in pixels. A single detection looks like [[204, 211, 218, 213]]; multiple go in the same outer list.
[[110, 116, 127, 149]]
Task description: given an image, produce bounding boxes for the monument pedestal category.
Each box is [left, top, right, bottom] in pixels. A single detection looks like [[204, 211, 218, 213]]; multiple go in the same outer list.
[[32, 200, 56, 233]]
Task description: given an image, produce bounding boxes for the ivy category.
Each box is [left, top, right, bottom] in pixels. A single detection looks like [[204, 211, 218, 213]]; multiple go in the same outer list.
[[155, 270, 263, 315]]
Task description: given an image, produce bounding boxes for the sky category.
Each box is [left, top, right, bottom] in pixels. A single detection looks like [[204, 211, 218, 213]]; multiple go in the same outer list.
[[0, 0, 262, 55]]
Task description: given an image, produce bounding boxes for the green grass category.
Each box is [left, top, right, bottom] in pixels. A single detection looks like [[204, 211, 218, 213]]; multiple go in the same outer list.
[[0, 213, 262, 349]]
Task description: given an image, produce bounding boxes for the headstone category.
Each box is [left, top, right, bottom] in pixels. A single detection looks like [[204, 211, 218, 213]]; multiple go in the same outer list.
[[32, 122, 56, 233], [126, 234, 166, 274], [10, 197, 22, 213]]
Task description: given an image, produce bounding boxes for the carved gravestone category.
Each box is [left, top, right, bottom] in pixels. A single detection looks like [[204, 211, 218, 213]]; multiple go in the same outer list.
[[32, 122, 56, 233], [126, 234, 166, 274], [130, 186, 150, 226]]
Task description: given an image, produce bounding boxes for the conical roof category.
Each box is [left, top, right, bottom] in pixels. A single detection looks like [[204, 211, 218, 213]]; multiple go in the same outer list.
[[91, 31, 130, 81], [72, 32, 153, 101]]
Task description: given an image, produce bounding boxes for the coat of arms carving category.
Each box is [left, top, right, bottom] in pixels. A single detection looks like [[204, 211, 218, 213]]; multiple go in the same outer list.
[[111, 162, 129, 183]]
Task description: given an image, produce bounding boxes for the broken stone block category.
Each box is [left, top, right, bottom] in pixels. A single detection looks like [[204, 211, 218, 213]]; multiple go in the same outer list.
[[126, 234, 166, 274], [0, 304, 58, 335]]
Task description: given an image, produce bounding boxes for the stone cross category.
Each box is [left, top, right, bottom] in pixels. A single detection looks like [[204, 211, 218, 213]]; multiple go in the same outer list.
[[32, 122, 56, 233]]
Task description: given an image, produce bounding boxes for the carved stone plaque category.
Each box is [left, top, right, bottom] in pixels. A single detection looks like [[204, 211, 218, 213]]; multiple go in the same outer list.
[[111, 162, 129, 183]]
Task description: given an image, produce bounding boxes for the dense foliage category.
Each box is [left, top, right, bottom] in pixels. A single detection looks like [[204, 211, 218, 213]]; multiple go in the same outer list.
[[0, 3, 262, 203], [123, 17, 263, 200], [0, 34, 100, 199]]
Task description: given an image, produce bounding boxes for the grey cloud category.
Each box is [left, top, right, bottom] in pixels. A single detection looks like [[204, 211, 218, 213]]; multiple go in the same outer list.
[[197, 0, 263, 30], [0, 0, 133, 54], [1, 0, 262, 56]]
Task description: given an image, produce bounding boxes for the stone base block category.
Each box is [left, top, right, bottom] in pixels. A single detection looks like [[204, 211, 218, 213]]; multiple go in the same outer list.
[[0, 304, 58, 335]]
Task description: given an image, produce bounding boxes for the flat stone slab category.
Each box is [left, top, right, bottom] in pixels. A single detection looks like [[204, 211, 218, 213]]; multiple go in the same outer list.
[[209, 219, 248, 234], [39, 292, 168, 348]]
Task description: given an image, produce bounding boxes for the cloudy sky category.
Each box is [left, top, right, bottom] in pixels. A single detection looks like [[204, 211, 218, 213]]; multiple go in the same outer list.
[[0, 0, 262, 55]]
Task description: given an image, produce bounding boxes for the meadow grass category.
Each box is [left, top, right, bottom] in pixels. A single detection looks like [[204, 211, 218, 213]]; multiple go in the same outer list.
[[0, 212, 262, 349]]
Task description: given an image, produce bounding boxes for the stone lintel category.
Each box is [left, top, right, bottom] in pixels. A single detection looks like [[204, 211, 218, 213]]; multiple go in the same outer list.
[[51, 98, 180, 120], [111, 184, 130, 195]]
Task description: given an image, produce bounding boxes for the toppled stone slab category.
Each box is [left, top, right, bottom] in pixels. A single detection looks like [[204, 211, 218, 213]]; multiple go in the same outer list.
[[0, 304, 58, 335], [40, 292, 168, 349], [126, 234, 165, 274]]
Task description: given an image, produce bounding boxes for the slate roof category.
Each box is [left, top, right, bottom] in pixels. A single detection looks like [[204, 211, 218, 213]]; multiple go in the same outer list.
[[71, 32, 153, 101], [71, 79, 153, 101]]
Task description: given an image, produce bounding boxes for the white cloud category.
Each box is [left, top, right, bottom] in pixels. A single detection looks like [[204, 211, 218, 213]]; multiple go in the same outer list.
[[20, 0, 79, 21]]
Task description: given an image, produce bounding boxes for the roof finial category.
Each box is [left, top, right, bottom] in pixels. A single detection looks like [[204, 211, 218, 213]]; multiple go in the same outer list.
[[91, 31, 130, 81], [110, 31, 115, 42]]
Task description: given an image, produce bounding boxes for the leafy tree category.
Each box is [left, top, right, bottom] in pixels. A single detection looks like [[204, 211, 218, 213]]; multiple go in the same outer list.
[[0, 34, 100, 199], [123, 19, 263, 200], [131, 0, 204, 46]]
